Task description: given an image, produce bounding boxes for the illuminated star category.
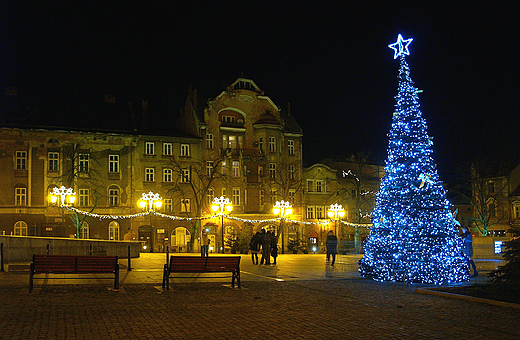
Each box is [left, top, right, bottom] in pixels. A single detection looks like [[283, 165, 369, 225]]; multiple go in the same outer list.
[[388, 34, 413, 59]]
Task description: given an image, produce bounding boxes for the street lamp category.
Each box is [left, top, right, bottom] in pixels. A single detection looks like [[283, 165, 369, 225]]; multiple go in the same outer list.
[[211, 196, 232, 254], [327, 203, 345, 237], [273, 200, 292, 254], [49, 186, 76, 206], [138, 191, 162, 253]]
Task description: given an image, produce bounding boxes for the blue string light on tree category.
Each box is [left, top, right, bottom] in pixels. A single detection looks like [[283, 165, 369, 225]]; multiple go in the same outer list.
[[359, 34, 469, 285]]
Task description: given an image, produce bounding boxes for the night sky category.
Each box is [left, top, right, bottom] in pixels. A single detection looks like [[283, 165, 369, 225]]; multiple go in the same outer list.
[[1, 3, 519, 184]]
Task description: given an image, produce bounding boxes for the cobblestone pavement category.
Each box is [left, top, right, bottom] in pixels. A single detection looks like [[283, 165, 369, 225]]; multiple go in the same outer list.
[[0, 254, 517, 339]]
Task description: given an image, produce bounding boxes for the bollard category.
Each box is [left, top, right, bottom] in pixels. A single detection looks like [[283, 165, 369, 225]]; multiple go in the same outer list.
[[127, 245, 132, 271], [46, 243, 50, 255], [89, 244, 93, 256], [166, 246, 169, 267], [0, 243, 4, 272]]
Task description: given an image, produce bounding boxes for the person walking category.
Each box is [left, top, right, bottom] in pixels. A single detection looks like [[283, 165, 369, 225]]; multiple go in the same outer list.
[[326, 230, 338, 265], [259, 229, 271, 265], [249, 232, 261, 264], [270, 232, 279, 265], [200, 229, 210, 257], [460, 226, 478, 277]]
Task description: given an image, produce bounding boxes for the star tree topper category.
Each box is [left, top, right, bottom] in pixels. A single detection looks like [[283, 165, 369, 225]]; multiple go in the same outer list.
[[388, 34, 413, 59]]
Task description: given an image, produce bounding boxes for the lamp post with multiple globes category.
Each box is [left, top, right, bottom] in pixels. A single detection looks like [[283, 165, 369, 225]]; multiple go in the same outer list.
[[272, 200, 292, 254], [327, 203, 346, 238], [139, 191, 162, 253], [211, 196, 233, 254], [49, 186, 76, 237]]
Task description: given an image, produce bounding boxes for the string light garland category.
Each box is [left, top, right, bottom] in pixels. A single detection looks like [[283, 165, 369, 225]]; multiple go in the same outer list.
[[358, 34, 469, 285]]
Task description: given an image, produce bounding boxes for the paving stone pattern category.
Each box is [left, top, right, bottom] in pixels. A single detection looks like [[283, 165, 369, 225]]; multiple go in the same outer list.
[[1, 278, 519, 339]]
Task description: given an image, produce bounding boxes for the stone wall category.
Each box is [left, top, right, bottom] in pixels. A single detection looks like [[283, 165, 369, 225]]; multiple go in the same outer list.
[[0, 235, 142, 263]]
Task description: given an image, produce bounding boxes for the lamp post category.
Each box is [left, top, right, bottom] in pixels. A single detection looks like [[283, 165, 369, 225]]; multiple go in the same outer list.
[[327, 203, 345, 238], [139, 191, 162, 253], [273, 200, 292, 254], [49, 186, 76, 237], [211, 196, 232, 254]]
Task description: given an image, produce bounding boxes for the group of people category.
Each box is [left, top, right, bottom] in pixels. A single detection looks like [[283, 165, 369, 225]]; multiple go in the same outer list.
[[249, 229, 278, 265]]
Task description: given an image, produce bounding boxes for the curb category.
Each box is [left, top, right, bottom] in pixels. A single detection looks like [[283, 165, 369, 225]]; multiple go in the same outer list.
[[416, 287, 520, 310]]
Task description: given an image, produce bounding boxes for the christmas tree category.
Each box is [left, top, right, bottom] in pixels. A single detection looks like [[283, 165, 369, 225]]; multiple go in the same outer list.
[[358, 34, 469, 284]]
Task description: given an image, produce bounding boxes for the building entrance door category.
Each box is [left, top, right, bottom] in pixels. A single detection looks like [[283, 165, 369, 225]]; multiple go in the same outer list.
[[138, 226, 152, 252]]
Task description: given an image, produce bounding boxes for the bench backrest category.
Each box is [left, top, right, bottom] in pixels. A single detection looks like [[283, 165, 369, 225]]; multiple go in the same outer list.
[[168, 256, 240, 272], [32, 255, 118, 273]]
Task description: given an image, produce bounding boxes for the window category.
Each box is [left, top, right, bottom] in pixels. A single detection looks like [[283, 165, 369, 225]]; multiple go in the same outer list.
[[514, 205, 520, 219], [79, 153, 90, 172], [232, 161, 240, 177], [14, 221, 28, 236], [79, 189, 89, 207], [181, 144, 190, 157], [163, 143, 172, 156], [206, 134, 214, 149], [181, 168, 190, 182], [145, 168, 155, 182], [81, 221, 89, 239], [109, 187, 119, 207], [109, 155, 119, 173], [488, 202, 496, 217], [164, 199, 173, 213], [270, 188, 277, 204], [145, 142, 155, 155], [269, 163, 276, 178], [488, 182, 495, 194], [180, 199, 191, 212], [259, 138, 263, 153], [238, 136, 243, 148], [307, 206, 315, 219], [206, 161, 214, 176], [233, 188, 240, 206], [163, 168, 173, 182], [206, 188, 214, 207], [222, 135, 228, 148], [228, 136, 237, 149], [269, 137, 276, 152], [48, 152, 59, 171], [258, 166, 264, 178], [15, 187, 26, 206], [260, 190, 265, 206], [316, 180, 323, 193], [316, 206, 324, 219], [307, 180, 314, 192], [222, 188, 227, 197], [288, 140, 294, 155], [289, 189, 296, 205], [16, 151, 27, 170], [221, 161, 227, 176], [222, 115, 235, 123], [109, 221, 119, 241], [289, 165, 295, 180]]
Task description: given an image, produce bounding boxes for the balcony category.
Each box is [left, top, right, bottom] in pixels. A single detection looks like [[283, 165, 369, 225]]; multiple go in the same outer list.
[[220, 148, 264, 159]]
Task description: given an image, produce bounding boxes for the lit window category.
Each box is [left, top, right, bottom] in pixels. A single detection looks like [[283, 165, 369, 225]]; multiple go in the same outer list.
[[307, 206, 315, 219], [289, 189, 295, 205], [163, 199, 173, 213], [206, 161, 214, 176], [180, 199, 191, 212], [206, 134, 214, 149], [288, 140, 294, 155], [109, 187, 119, 206], [145, 142, 155, 155], [79, 153, 90, 172], [289, 165, 295, 179], [221, 161, 227, 176], [15, 187, 26, 206], [259, 138, 264, 153], [79, 189, 89, 206], [269, 163, 276, 178], [109, 221, 119, 240], [181, 168, 190, 182], [269, 137, 276, 152], [181, 144, 190, 157], [109, 155, 119, 173], [316, 206, 324, 218], [222, 135, 228, 148], [316, 180, 323, 193], [163, 143, 173, 156], [206, 188, 214, 207], [233, 188, 240, 206], [260, 190, 265, 206], [81, 222, 89, 239], [270, 189, 277, 204], [232, 161, 240, 177], [145, 168, 155, 182], [14, 221, 28, 236], [229, 136, 237, 149], [16, 151, 27, 170], [163, 168, 173, 182], [48, 152, 59, 171]]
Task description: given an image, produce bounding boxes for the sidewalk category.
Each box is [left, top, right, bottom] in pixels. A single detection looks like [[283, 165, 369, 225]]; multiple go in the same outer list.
[[0, 254, 517, 339]]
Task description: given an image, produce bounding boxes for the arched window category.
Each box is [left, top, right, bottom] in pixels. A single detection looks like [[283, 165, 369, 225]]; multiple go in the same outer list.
[[109, 221, 119, 241], [81, 221, 89, 239], [14, 221, 28, 236]]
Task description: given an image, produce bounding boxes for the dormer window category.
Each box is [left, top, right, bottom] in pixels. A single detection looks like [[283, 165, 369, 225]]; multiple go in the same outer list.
[[222, 116, 235, 123]]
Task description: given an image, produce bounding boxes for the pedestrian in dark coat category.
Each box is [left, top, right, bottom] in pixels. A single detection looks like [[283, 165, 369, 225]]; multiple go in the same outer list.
[[270, 232, 279, 265], [326, 230, 338, 265], [260, 229, 271, 265], [460, 226, 478, 277], [249, 232, 261, 265]]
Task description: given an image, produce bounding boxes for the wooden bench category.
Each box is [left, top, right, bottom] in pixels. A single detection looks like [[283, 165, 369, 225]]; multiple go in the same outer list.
[[29, 254, 119, 292], [162, 256, 241, 290]]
